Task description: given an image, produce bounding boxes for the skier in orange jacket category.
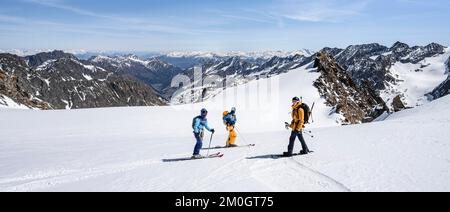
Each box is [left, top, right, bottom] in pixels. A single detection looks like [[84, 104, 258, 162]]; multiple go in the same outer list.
[[284, 97, 310, 156]]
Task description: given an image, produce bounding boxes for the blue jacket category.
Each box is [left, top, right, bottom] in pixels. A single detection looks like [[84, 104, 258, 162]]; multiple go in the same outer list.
[[193, 116, 213, 134]]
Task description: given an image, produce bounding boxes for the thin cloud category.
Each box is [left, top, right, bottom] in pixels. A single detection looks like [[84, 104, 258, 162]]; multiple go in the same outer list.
[[19, 0, 224, 35], [220, 14, 276, 24], [0, 14, 27, 23], [209, 9, 277, 24], [274, 0, 371, 23], [21, 0, 120, 21], [0, 16, 145, 39]]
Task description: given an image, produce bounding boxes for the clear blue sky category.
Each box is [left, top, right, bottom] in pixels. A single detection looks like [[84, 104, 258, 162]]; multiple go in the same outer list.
[[0, 0, 449, 52]]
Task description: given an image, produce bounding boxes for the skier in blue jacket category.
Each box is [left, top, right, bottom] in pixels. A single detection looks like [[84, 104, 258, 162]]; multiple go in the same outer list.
[[192, 108, 215, 159]]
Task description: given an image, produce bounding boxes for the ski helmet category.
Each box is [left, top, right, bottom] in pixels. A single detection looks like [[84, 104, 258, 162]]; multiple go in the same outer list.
[[231, 107, 236, 113], [201, 108, 208, 116], [292, 97, 300, 102]]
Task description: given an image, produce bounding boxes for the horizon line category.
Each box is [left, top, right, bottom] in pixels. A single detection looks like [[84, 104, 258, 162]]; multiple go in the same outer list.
[[1, 41, 449, 56]]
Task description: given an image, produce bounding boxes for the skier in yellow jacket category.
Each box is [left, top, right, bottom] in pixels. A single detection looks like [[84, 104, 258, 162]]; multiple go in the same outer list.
[[223, 107, 238, 147], [284, 97, 311, 156]]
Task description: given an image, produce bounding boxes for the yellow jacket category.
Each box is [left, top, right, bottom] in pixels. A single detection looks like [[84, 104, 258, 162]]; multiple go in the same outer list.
[[290, 102, 304, 131]]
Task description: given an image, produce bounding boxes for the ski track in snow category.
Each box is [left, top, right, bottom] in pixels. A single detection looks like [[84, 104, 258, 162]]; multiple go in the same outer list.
[[0, 135, 351, 192], [0, 159, 161, 192], [0, 146, 215, 192], [288, 158, 351, 192], [194, 156, 247, 192], [250, 159, 348, 192]]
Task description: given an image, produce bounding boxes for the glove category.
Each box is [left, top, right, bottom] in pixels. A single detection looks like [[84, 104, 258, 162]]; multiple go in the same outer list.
[[211, 129, 215, 133]]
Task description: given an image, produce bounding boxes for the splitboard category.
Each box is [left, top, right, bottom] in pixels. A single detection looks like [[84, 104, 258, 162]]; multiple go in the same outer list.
[[162, 152, 224, 163], [202, 144, 256, 150], [271, 151, 314, 159]]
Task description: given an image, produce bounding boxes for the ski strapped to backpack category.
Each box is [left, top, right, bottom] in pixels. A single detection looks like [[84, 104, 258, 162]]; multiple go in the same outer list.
[[309, 102, 315, 123]]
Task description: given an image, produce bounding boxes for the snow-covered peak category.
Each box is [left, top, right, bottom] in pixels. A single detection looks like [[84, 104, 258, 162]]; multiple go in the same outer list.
[[164, 50, 314, 59], [390, 41, 410, 53], [91, 54, 173, 70], [91, 55, 112, 62], [0, 49, 54, 57], [122, 54, 149, 66], [36, 59, 57, 71]]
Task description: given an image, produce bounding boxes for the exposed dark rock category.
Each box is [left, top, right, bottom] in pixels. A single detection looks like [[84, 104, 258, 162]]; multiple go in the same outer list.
[[401, 43, 445, 64], [426, 56, 450, 100], [392, 95, 406, 112], [25, 50, 77, 68], [0, 54, 51, 109], [313, 52, 388, 124], [0, 52, 167, 109]]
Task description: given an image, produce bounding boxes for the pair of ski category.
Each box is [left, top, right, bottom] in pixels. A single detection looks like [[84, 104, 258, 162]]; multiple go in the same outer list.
[[202, 144, 256, 150], [162, 144, 256, 163], [162, 152, 224, 163]]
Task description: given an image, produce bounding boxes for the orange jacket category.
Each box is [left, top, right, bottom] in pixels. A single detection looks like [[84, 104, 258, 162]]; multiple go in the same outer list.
[[290, 102, 304, 131]]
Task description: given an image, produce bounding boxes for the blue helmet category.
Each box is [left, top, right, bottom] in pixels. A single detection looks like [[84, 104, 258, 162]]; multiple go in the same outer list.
[[230, 107, 236, 114], [201, 108, 208, 116]]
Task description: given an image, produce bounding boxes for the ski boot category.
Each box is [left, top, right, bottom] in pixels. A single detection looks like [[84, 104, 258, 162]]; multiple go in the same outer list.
[[299, 150, 312, 155], [283, 152, 293, 157], [191, 154, 203, 159]]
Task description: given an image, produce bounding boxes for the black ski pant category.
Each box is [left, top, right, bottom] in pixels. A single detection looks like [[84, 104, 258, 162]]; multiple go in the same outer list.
[[287, 130, 309, 154]]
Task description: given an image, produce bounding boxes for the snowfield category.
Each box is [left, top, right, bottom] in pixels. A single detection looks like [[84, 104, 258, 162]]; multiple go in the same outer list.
[[1, 63, 450, 192], [381, 48, 450, 107], [1, 91, 450, 191]]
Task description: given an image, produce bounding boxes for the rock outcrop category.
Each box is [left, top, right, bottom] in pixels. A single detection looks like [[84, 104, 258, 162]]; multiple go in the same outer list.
[[313, 52, 388, 124]]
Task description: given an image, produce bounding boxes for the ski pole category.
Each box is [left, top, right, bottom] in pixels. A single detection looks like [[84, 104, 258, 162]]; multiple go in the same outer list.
[[207, 132, 214, 157], [285, 122, 314, 137], [235, 128, 249, 146], [303, 130, 314, 138]]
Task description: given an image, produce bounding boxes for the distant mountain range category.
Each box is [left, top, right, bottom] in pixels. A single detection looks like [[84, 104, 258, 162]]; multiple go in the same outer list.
[[1, 42, 449, 123], [0, 51, 166, 110]]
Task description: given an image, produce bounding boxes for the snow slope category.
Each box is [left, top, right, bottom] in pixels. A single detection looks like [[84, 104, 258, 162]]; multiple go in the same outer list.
[[173, 62, 344, 132], [0, 91, 449, 191], [381, 48, 450, 107], [0, 95, 30, 109]]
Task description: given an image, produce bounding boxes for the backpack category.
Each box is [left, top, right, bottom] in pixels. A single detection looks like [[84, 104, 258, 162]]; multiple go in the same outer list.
[[300, 103, 311, 124], [223, 111, 236, 126], [223, 111, 229, 121]]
